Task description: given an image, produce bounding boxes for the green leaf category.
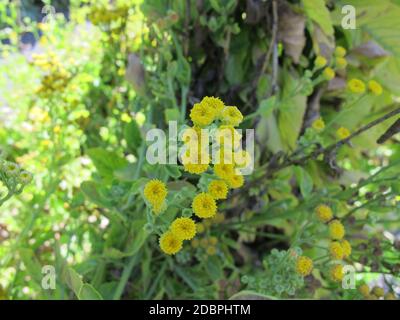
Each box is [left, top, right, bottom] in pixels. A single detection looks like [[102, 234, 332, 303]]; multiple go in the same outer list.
[[165, 108, 180, 122], [294, 166, 314, 198], [258, 96, 277, 117], [78, 284, 103, 300], [302, 0, 334, 36], [87, 148, 128, 180], [19, 248, 43, 284], [62, 267, 84, 297], [81, 181, 111, 208], [124, 121, 142, 156]]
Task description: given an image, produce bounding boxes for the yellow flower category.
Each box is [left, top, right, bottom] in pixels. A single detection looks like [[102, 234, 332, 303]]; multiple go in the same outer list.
[[214, 163, 235, 181], [312, 118, 325, 131], [295, 256, 313, 276], [315, 204, 333, 223], [208, 180, 228, 200], [159, 231, 183, 255], [200, 238, 209, 248], [192, 193, 217, 218], [212, 212, 225, 224], [206, 246, 217, 255], [330, 264, 344, 282], [315, 55, 327, 68], [216, 125, 242, 148], [201, 96, 225, 118], [358, 284, 370, 298], [336, 57, 347, 69], [384, 293, 396, 300], [222, 106, 243, 127], [170, 217, 196, 240], [371, 286, 385, 298], [335, 46, 347, 58], [182, 126, 201, 144], [348, 78, 366, 94], [191, 238, 200, 248], [227, 174, 244, 189], [209, 236, 218, 245], [368, 80, 383, 96], [329, 241, 344, 260], [196, 222, 205, 234], [234, 150, 252, 168], [341, 240, 351, 258], [183, 163, 209, 175], [323, 67, 335, 80], [336, 127, 351, 139], [143, 179, 168, 206], [329, 220, 345, 240], [190, 102, 216, 127], [152, 201, 166, 215]]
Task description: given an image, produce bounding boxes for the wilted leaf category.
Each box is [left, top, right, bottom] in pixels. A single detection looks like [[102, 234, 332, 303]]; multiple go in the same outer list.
[[278, 3, 306, 64], [125, 53, 146, 95]]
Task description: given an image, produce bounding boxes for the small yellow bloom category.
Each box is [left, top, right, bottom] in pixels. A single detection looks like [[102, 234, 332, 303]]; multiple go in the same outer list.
[[234, 150, 252, 168], [330, 264, 344, 282], [336, 127, 351, 140], [335, 46, 347, 58], [143, 179, 168, 206], [336, 57, 347, 69], [200, 238, 209, 248], [371, 286, 384, 298], [196, 222, 205, 234], [53, 125, 61, 134], [358, 284, 370, 298], [190, 102, 216, 127], [315, 204, 333, 223], [329, 241, 344, 260], [208, 180, 228, 200], [206, 246, 217, 255], [214, 163, 235, 181], [212, 212, 225, 224], [384, 293, 396, 300], [368, 80, 383, 96], [341, 239, 351, 258], [191, 238, 200, 248], [222, 106, 243, 127], [159, 231, 183, 255], [183, 163, 209, 175], [315, 56, 327, 69], [323, 67, 335, 81], [329, 220, 345, 240], [216, 125, 242, 149], [295, 256, 313, 276], [209, 236, 218, 245], [227, 174, 244, 189], [192, 193, 217, 219], [348, 78, 366, 94], [170, 217, 196, 240], [201, 96, 225, 118], [312, 118, 325, 131]]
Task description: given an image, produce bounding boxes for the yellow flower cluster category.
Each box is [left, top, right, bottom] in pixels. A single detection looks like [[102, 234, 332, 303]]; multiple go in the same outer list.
[[295, 256, 313, 276], [159, 217, 197, 255], [189, 96, 243, 128], [143, 179, 168, 214], [31, 52, 72, 97], [314, 204, 352, 281], [88, 2, 129, 25]]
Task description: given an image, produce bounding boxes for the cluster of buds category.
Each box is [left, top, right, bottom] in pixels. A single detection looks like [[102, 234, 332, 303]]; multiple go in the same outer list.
[[0, 159, 33, 206]]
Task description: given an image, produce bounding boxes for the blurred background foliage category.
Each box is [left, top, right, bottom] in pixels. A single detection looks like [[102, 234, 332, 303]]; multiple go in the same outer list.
[[0, 0, 399, 299]]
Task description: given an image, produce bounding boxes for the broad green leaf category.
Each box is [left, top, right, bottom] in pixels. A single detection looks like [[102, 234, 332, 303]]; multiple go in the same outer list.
[[81, 181, 111, 208], [19, 248, 43, 284], [78, 284, 103, 300], [87, 148, 128, 180], [258, 96, 276, 118], [62, 267, 84, 297], [302, 0, 334, 36], [294, 166, 314, 198]]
